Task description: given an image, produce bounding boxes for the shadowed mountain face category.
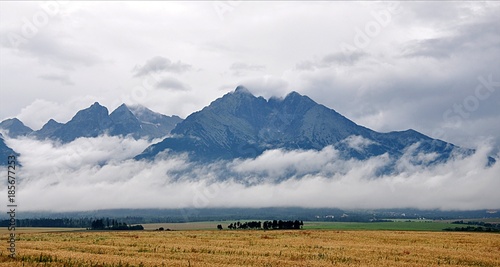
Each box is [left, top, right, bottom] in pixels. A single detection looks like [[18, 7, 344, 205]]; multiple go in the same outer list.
[[33, 119, 64, 140], [0, 133, 18, 165], [49, 102, 114, 143], [0, 118, 33, 138], [127, 105, 183, 140], [136, 86, 470, 170], [0, 103, 182, 164], [0, 119, 30, 165], [28, 103, 183, 143], [1, 87, 493, 170]]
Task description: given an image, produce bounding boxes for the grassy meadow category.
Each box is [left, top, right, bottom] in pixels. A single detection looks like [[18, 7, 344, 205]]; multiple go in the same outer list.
[[304, 221, 455, 231], [1, 224, 499, 267], [142, 220, 469, 231]]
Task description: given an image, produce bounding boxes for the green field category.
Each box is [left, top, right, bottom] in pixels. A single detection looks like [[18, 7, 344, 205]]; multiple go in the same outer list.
[[303, 221, 458, 231], [2, 220, 489, 233], [139, 220, 462, 231]]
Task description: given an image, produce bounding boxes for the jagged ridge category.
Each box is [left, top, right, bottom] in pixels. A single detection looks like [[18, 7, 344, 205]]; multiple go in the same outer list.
[[0, 104, 183, 143], [135, 86, 467, 170]]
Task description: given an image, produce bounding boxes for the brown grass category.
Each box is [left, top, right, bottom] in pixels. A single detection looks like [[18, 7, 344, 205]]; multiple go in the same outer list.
[[1, 230, 499, 266]]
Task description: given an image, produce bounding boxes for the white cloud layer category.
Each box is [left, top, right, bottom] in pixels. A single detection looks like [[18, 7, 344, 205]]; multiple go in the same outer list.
[[1, 135, 498, 212]]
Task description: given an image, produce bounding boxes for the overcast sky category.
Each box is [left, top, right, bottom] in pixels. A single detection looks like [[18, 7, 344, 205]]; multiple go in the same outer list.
[[1, 1, 499, 150], [1, 1, 500, 212]]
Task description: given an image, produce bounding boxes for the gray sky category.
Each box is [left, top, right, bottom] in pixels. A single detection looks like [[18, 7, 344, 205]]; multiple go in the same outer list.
[[1, 1, 500, 212], [1, 1, 499, 151]]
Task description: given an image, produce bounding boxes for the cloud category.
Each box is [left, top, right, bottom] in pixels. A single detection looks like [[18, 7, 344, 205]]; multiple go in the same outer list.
[[133, 56, 192, 77], [342, 135, 376, 153], [39, 73, 74, 85], [401, 4, 500, 59], [230, 62, 265, 76], [237, 76, 289, 99], [1, 28, 103, 70], [156, 77, 190, 91], [296, 51, 367, 70], [230, 62, 265, 71], [1, 134, 497, 212]]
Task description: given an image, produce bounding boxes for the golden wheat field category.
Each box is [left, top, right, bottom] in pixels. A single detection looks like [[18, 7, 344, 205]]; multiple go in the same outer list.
[[1, 229, 499, 267]]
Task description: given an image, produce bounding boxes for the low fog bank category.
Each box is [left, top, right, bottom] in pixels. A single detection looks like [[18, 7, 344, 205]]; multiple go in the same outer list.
[[1, 135, 498, 212]]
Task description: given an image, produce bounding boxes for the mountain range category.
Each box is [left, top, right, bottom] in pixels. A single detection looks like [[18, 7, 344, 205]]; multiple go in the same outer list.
[[0, 104, 182, 165], [1, 86, 494, 170], [0, 103, 182, 143], [135, 86, 469, 167]]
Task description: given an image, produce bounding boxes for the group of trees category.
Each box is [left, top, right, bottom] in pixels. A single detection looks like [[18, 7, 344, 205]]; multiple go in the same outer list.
[[444, 220, 500, 232], [90, 218, 144, 230], [0, 217, 147, 229], [225, 220, 303, 230], [444, 226, 499, 232], [451, 220, 499, 228], [0, 218, 92, 228]]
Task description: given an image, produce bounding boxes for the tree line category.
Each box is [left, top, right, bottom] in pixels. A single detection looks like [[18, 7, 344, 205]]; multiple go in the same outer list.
[[90, 218, 144, 230], [0, 217, 145, 230], [444, 220, 500, 232], [444, 226, 499, 232], [222, 220, 303, 230], [0, 218, 92, 228], [451, 220, 499, 228]]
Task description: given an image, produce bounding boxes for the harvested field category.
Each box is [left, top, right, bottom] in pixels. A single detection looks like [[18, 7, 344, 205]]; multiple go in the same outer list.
[[1, 230, 499, 266]]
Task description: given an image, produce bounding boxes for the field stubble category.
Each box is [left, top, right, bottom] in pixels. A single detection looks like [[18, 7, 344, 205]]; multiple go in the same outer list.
[[1, 230, 499, 267]]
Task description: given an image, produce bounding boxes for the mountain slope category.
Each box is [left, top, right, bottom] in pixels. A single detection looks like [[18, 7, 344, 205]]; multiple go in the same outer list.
[[32, 119, 64, 140], [128, 105, 183, 139], [136, 86, 470, 168], [108, 104, 183, 139], [109, 104, 143, 137], [0, 118, 33, 138], [48, 102, 114, 143], [31, 103, 183, 143], [0, 133, 18, 166]]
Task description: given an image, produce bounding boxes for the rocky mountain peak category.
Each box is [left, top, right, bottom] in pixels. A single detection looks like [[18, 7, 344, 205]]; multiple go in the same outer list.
[[0, 118, 33, 138], [136, 86, 469, 170]]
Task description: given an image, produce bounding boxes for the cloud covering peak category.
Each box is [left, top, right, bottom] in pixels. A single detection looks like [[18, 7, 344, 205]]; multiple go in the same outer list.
[[1, 134, 497, 212]]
